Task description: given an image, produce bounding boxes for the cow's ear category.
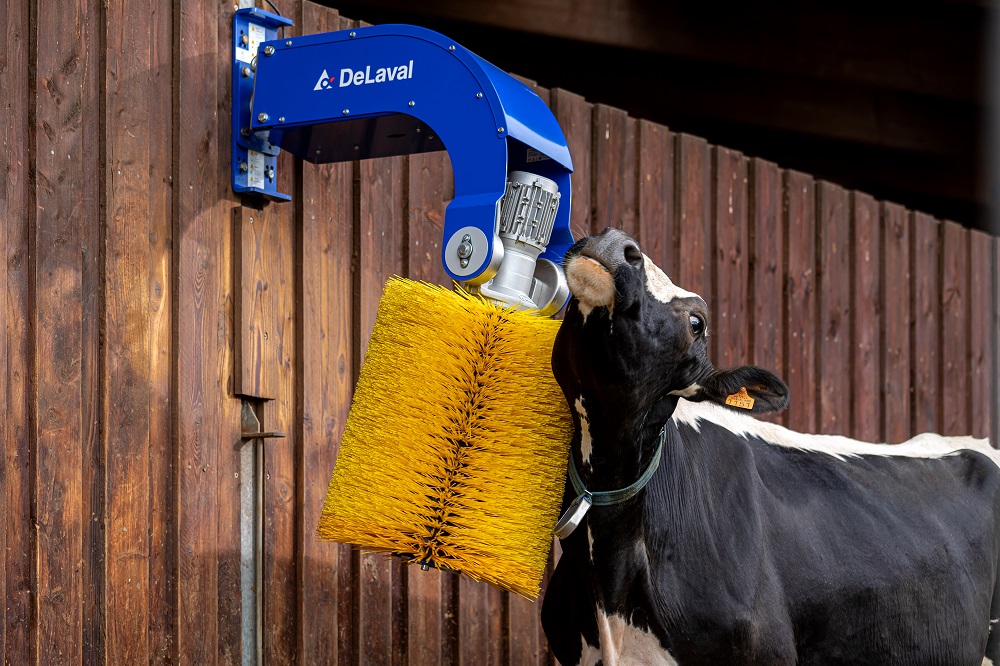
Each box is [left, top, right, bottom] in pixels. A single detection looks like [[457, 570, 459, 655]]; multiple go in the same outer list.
[[690, 366, 789, 414]]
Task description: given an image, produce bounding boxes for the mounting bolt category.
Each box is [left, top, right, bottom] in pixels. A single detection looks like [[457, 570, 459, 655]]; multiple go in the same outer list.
[[476, 92, 483, 98], [285, 40, 292, 46], [241, 66, 251, 78], [241, 34, 249, 45], [408, 100, 415, 107], [448, 45, 455, 51], [457, 234, 474, 266], [240, 127, 250, 138], [497, 127, 505, 134], [258, 112, 269, 123], [349, 31, 356, 38], [262, 45, 275, 56], [239, 162, 248, 173], [342, 109, 349, 115], [265, 166, 275, 179], [278, 116, 285, 123]]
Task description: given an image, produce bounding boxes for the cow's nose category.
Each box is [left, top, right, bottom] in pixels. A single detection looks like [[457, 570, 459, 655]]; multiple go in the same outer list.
[[586, 228, 643, 270]]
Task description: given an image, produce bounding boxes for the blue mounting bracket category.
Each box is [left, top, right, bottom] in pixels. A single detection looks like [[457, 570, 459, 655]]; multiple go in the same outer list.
[[231, 9, 574, 284]]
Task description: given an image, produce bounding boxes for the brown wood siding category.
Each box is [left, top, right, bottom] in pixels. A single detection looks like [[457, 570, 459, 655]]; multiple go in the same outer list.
[[1, 1, 997, 664]]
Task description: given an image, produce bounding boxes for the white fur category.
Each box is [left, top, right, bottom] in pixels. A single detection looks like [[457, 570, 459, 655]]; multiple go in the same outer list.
[[595, 610, 679, 665], [669, 383, 701, 398], [587, 525, 595, 563], [643, 254, 700, 303], [575, 397, 594, 466], [671, 398, 999, 468], [578, 638, 602, 666], [983, 658, 994, 666]]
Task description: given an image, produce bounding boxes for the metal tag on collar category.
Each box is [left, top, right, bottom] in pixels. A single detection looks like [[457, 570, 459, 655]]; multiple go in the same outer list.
[[553, 492, 592, 539]]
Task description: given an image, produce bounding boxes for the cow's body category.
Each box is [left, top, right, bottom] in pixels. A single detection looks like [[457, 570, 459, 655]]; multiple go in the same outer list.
[[542, 228, 1000, 665]]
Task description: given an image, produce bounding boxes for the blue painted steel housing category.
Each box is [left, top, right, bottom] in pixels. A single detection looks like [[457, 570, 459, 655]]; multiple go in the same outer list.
[[234, 10, 574, 283]]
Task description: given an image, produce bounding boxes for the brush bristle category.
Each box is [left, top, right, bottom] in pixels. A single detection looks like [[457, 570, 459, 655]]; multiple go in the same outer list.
[[317, 277, 573, 599]]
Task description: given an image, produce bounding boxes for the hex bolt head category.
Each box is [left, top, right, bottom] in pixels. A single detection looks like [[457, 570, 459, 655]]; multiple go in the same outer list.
[[265, 166, 275, 179], [262, 45, 275, 56], [239, 162, 248, 173], [257, 112, 269, 123], [241, 66, 251, 78]]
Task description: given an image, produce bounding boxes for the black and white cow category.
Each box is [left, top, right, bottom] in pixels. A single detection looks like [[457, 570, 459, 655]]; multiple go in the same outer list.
[[542, 228, 1000, 665]]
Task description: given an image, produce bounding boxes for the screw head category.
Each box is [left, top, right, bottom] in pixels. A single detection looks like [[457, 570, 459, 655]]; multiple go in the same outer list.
[[257, 112, 269, 123], [278, 116, 285, 123], [497, 127, 505, 133], [342, 109, 349, 115], [448, 45, 455, 51], [285, 40, 292, 46], [408, 100, 415, 107], [349, 31, 357, 38], [241, 66, 251, 78], [241, 34, 249, 45], [240, 127, 250, 138], [265, 166, 275, 179], [262, 45, 275, 56], [239, 162, 248, 172], [476, 92, 483, 98]]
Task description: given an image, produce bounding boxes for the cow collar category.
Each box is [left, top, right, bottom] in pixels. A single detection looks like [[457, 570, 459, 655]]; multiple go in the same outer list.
[[553, 424, 666, 539]]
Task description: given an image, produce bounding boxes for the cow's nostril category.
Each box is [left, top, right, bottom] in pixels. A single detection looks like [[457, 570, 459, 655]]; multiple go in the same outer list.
[[623, 243, 643, 269]]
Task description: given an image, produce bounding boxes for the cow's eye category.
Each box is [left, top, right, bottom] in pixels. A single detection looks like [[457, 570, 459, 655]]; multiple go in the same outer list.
[[689, 315, 704, 336]]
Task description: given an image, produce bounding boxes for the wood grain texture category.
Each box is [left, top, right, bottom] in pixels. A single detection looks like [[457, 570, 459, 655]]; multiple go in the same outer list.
[[969, 230, 993, 440], [910, 212, 941, 436], [749, 159, 784, 413], [637, 120, 675, 274], [712, 147, 748, 370], [105, 0, 156, 659], [941, 221, 970, 436], [676, 134, 712, 300], [881, 202, 910, 443], [34, 0, 101, 659], [234, 207, 280, 399], [550, 89, 592, 242], [358, 152, 408, 665], [298, 9, 356, 665], [592, 104, 637, 237], [784, 171, 817, 432], [816, 182, 851, 436], [850, 193, 881, 443], [1, 0, 35, 660]]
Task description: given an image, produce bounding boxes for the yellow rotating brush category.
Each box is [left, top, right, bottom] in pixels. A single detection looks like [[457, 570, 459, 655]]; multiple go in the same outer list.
[[317, 276, 572, 599]]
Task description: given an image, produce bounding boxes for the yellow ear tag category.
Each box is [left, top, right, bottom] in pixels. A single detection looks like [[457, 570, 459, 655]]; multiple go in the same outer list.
[[725, 386, 755, 410]]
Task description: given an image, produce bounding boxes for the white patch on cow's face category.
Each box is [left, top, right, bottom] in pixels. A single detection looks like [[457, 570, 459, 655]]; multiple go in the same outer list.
[[595, 610, 678, 665], [643, 254, 700, 303], [671, 398, 1000, 468], [575, 397, 594, 466], [566, 255, 616, 322], [578, 638, 602, 666], [983, 658, 995, 666]]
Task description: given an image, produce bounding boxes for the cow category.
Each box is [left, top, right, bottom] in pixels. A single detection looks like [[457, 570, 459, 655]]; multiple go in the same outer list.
[[541, 227, 1000, 665]]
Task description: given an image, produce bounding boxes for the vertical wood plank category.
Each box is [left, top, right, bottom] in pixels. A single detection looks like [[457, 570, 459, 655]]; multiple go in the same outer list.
[[148, 0, 176, 659], [406, 147, 458, 665], [816, 182, 851, 436], [784, 171, 817, 432], [34, 0, 101, 660], [969, 230, 993, 440], [749, 159, 784, 415], [637, 120, 675, 275], [550, 89, 592, 242], [299, 10, 355, 666], [105, 0, 155, 659], [881, 203, 910, 443], [234, 206, 281, 399], [941, 221, 971, 436], [711, 147, 748, 370], [0, 0, 35, 660], [358, 153, 408, 666], [910, 212, 941, 435], [850, 193, 881, 442], [592, 105, 637, 237], [676, 134, 712, 299]]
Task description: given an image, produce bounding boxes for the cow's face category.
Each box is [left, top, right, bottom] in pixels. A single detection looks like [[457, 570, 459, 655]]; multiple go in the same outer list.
[[554, 228, 788, 420]]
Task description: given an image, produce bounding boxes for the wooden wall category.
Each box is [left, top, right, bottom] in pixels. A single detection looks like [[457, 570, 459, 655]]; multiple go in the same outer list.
[[1, 0, 997, 663]]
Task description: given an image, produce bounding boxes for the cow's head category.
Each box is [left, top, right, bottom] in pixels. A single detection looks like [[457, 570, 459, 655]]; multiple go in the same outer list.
[[554, 228, 788, 432]]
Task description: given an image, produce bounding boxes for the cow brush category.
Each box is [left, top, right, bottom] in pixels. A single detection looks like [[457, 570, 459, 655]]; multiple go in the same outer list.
[[318, 173, 575, 600]]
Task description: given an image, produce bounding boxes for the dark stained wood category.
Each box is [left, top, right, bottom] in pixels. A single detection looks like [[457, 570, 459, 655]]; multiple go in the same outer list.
[[910, 213, 942, 436], [234, 207, 281, 399], [298, 10, 356, 665], [850, 193, 881, 443], [147, 0, 176, 659], [816, 182, 851, 436], [592, 104, 637, 237], [637, 120, 676, 274], [34, 0, 101, 659], [941, 221, 971, 436], [676, 134, 712, 300], [881, 202, 910, 444], [784, 171, 817, 432], [459, 578, 491, 666], [711, 147, 749, 370], [969, 230, 993, 440], [406, 146, 457, 665], [0, 0, 35, 661], [749, 159, 784, 421], [994, 238, 1000, 449], [488, 586, 506, 666], [105, 0, 157, 659], [550, 89, 592, 242], [358, 151, 408, 664]]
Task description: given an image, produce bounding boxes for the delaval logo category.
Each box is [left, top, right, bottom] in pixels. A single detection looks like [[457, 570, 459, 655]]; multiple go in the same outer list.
[[313, 60, 414, 91]]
